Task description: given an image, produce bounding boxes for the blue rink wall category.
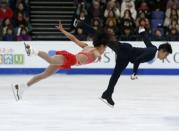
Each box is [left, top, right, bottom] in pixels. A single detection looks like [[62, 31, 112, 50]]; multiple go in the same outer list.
[[0, 41, 179, 75], [0, 68, 179, 75]]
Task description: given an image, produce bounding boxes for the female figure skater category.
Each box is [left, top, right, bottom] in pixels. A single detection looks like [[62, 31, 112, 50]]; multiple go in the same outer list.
[[12, 21, 110, 101]]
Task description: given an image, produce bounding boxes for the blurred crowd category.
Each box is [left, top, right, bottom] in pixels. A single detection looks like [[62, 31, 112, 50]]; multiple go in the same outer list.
[[1, 0, 179, 41], [0, 0, 31, 41], [73, 0, 179, 41]]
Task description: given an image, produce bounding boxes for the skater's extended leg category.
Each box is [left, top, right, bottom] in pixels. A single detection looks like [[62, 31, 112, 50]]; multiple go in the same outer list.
[[101, 58, 129, 106], [24, 43, 65, 65], [11, 65, 58, 101], [38, 51, 65, 65], [27, 65, 58, 87]]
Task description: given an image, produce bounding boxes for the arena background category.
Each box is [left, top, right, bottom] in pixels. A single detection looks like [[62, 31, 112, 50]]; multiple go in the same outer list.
[[0, 0, 179, 131]]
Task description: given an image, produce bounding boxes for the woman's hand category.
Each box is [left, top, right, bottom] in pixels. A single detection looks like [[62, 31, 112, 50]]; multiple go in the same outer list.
[[56, 21, 65, 32]]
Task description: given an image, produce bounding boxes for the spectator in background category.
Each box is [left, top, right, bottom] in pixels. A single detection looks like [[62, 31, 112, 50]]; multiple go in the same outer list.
[[13, 0, 32, 36], [136, 12, 150, 31], [137, 17, 151, 33], [164, 6, 179, 34], [106, 18, 117, 31], [104, 0, 120, 19], [73, 2, 88, 29], [1, 18, 13, 36], [168, 18, 179, 32], [17, 27, 31, 41], [105, 10, 118, 33], [8, 0, 29, 14], [152, 28, 165, 41], [138, 18, 146, 28], [76, 2, 88, 17], [14, 13, 25, 37], [166, 0, 179, 9], [120, 9, 136, 33], [120, 27, 135, 41], [144, 18, 152, 34], [135, 18, 152, 40], [14, 12, 28, 29], [165, 5, 179, 19], [77, 10, 88, 23], [121, 0, 137, 19], [88, 1, 103, 21], [2, 27, 16, 41], [14, 2, 29, 26], [16, 24, 29, 37], [91, 17, 102, 31], [106, 27, 117, 41], [75, 27, 87, 41], [137, 1, 150, 18], [0, 0, 30, 41], [167, 27, 179, 41], [0, 0, 13, 22], [15, 2, 29, 19]]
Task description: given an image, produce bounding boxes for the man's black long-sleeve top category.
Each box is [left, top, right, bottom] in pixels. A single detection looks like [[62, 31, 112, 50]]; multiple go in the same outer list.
[[107, 32, 158, 75]]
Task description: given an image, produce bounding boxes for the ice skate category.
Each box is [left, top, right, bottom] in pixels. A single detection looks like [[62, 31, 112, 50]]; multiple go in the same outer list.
[[11, 84, 26, 101], [24, 42, 36, 56]]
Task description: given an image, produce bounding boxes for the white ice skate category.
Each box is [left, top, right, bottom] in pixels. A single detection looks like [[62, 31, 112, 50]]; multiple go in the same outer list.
[[11, 84, 25, 101], [24, 42, 36, 56]]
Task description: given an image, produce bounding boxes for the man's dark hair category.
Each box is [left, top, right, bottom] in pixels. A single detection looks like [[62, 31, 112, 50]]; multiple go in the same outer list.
[[158, 43, 172, 54], [92, 29, 113, 47]]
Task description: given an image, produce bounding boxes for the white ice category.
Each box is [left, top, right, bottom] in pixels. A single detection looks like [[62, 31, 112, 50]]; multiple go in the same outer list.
[[0, 75, 179, 131]]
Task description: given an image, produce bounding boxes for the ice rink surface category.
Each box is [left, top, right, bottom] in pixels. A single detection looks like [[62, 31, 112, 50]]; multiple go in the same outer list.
[[0, 75, 179, 131]]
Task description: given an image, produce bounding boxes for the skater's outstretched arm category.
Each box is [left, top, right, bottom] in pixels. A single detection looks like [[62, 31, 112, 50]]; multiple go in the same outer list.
[[139, 27, 156, 48], [133, 48, 157, 75], [56, 21, 88, 48]]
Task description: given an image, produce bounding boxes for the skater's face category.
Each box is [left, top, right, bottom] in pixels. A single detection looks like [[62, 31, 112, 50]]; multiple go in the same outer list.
[[158, 50, 169, 60]]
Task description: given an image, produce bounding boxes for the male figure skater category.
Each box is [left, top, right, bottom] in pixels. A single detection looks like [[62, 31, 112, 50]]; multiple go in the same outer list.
[[101, 31, 172, 107], [74, 20, 173, 107]]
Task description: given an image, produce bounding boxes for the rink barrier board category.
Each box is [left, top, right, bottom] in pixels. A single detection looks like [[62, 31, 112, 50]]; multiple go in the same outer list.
[[0, 68, 179, 75], [0, 41, 179, 75]]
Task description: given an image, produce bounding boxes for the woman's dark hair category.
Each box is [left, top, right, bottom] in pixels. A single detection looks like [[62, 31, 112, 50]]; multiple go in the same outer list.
[[92, 28, 115, 47], [158, 43, 172, 54], [124, 9, 133, 19]]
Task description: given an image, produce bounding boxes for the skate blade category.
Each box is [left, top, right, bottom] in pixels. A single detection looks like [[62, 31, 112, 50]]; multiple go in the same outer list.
[[99, 98, 114, 108], [11, 84, 19, 101], [24, 42, 30, 56]]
